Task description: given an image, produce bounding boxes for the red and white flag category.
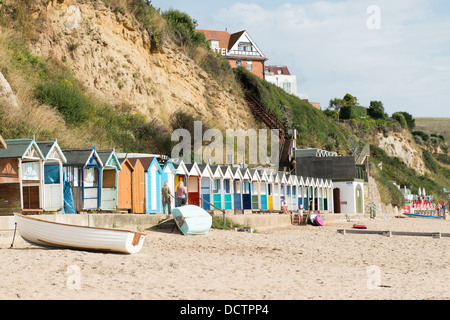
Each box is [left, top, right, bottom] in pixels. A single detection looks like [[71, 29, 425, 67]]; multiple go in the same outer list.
[[378, 161, 382, 170]]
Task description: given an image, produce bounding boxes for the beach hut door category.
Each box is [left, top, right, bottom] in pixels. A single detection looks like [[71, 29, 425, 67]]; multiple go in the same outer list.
[[333, 188, 341, 214]]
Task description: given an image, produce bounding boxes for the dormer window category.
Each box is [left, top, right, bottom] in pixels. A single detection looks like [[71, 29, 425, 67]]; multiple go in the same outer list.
[[210, 40, 219, 49], [238, 42, 253, 52]]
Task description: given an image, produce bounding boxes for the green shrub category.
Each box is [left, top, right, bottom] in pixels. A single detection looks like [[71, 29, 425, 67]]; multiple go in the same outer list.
[[340, 105, 367, 119], [161, 9, 208, 48], [35, 75, 91, 124], [391, 112, 407, 128]]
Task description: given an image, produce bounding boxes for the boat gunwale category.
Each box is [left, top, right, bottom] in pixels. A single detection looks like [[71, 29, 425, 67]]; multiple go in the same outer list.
[[15, 213, 146, 237]]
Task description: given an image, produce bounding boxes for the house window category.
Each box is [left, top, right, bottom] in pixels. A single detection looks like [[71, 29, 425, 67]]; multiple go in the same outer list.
[[282, 82, 292, 94], [210, 40, 219, 50], [247, 60, 252, 70], [238, 42, 252, 52], [236, 60, 242, 67]]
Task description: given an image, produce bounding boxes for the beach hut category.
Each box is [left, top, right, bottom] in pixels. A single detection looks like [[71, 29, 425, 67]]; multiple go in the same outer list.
[[117, 158, 134, 212], [197, 163, 214, 210], [297, 176, 305, 208], [97, 150, 121, 211], [220, 165, 234, 210], [279, 172, 288, 209], [266, 171, 274, 210], [304, 177, 311, 210], [138, 157, 162, 214], [160, 161, 176, 212], [272, 172, 281, 211], [170, 160, 189, 206], [0, 138, 45, 214], [318, 179, 324, 211], [290, 175, 298, 211], [210, 165, 224, 209], [257, 168, 269, 210], [63, 148, 103, 211], [185, 162, 202, 206], [128, 158, 146, 214], [240, 167, 252, 210], [230, 166, 244, 213], [327, 180, 334, 213], [37, 140, 67, 212], [248, 169, 261, 210]]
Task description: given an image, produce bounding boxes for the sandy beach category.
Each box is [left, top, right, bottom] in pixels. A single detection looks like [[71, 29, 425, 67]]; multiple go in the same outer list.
[[0, 215, 449, 300]]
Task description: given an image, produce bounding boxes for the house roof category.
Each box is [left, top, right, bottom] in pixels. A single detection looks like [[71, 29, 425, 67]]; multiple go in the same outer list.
[[197, 29, 231, 49], [1, 138, 44, 160], [265, 65, 291, 75]]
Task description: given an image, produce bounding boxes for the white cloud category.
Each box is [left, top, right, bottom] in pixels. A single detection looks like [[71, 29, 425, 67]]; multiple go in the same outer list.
[[213, 0, 450, 116]]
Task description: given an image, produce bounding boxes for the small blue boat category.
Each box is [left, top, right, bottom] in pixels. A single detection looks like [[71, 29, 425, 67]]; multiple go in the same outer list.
[[172, 205, 213, 235], [403, 212, 443, 219]]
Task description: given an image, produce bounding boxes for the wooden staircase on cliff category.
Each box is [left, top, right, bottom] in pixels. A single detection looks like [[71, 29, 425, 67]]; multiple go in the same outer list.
[[244, 93, 293, 169]]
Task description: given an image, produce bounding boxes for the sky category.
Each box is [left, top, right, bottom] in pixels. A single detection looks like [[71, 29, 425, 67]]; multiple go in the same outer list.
[[152, 0, 450, 117]]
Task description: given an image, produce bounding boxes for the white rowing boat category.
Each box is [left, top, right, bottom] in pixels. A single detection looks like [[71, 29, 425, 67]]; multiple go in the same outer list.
[[15, 213, 146, 254], [172, 205, 212, 235]]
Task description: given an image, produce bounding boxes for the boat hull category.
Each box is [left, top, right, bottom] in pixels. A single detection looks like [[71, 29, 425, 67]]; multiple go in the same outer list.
[[15, 213, 145, 254], [403, 212, 442, 219], [172, 205, 212, 235]]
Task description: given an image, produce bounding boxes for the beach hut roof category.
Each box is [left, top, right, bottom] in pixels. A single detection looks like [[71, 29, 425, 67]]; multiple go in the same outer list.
[[185, 162, 202, 176], [97, 150, 121, 170], [129, 157, 161, 172], [197, 163, 213, 178], [298, 176, 304, 186], [248, 168, 261, 181], [219, 165, 233, 179], [257, 168, 269, 181], [37, 141, 67, 163], [63, 148, 103, 167], [209, 165, 224, 179], [291, 175, 298, 185], [230, 166, 243, 180], [1, 138, 45, 160], [169, 159, 189, 175], [162, 161, 176, 174], [119, 157, 135, 172], [238, 167, 251, 180]]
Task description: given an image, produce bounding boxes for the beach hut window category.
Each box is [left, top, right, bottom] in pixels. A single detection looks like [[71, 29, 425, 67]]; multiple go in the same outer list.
[[21, 162, 39, 181], [260, 182, 266, 194], [224, 179, 231, 193], [267, 184, 272, 196], [287, 186, 291, 196], [252, 181, 258, 194], [234, 181, 241, 193], [44, 165, 60, 184], [244, 181, 250, 193], [84, 167, 98, 187], [292, 186, 296, 196], [281, 184, 285, 195], [213, 179, 221, 193]]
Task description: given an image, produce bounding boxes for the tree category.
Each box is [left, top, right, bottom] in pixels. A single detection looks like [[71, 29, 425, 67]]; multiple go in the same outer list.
[[398, 111, 415, 130], [367, 100, 385, 119], [391, 112, 407, 128]]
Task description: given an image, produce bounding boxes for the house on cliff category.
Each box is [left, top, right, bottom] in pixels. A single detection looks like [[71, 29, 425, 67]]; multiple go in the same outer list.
[[197, 29, 268, 79]]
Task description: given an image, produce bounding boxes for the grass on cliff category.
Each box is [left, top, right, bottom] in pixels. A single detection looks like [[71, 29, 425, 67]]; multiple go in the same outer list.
[[233, 67, 350, 153]]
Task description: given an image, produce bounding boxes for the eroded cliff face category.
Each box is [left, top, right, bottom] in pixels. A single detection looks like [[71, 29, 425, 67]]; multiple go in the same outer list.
[[29, 0, 257, 130], [374, 130, 427, 175]]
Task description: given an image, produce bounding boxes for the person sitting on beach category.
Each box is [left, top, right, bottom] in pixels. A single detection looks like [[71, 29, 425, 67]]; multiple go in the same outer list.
[[297, 205, 304, 225], [176, 181, 188, 206]]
